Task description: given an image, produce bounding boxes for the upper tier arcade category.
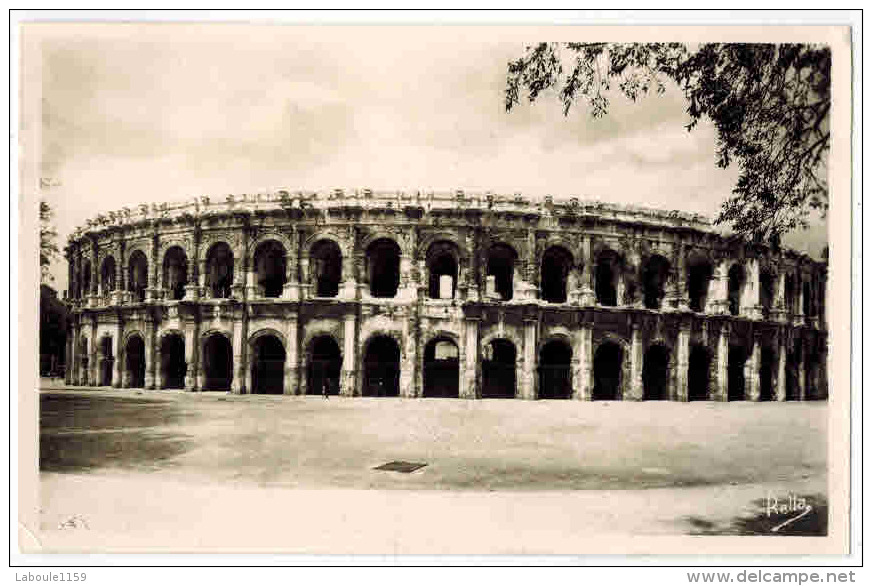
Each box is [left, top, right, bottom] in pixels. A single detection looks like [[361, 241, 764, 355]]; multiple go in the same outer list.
[[64, 189, 827, 332]]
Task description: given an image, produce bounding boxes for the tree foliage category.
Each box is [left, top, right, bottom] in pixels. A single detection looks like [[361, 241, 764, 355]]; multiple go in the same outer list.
[[506, 43, 831, 241], [40, 200, 59, 283]]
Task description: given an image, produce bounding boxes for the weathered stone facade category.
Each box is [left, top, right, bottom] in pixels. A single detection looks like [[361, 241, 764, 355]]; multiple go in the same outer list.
[[64, 189, 828, 402]]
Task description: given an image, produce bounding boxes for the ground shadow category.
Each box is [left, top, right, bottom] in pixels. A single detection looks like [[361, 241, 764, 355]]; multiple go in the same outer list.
[[684, 494, 827, 536], [39, 393, 196, 473]]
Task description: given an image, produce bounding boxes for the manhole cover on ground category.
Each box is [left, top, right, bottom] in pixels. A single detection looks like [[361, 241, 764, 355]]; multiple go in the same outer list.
[[373, 461, 427, 473]]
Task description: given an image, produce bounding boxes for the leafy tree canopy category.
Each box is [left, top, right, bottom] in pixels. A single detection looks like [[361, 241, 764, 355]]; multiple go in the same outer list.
[[506, 43, 831, 241], [40, 200, 59, 283]]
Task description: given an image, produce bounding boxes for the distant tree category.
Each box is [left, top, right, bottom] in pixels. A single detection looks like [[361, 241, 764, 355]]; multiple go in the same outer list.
[[40, 284, 69, 376], [505, 43, 831, 240], [40, 200, 59, 283]]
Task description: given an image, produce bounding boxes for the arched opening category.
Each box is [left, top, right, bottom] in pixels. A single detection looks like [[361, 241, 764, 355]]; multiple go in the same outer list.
[[538, 339, 572, 399], [160, 334, 186, 390], [686, 255, 713, 312], [786, 339, 802, 400], [202, 333, 233, 391], [100, 256, 116, 295], [427, 241, 459, 300], [802, 281, 812, 317], [805, 352, 821, 400], [593, 342, 623, 400], [251, 334, 286, 395], [253, 240, 287, 298], [127, 251, 148, 302], [310, 239, 342, 298], [687, 345, 711, 401], [81, 259, 92, 297], [759, 346, 775, 401], [99, 337, 114, 386], [307, 336, 342, 396], [727, 345, 747, 401], [784, 274, 796, 316], [727, 264, 746, 316], [362, 336, 400, 397], [642, 255, 670, 310], [486, 244, 516, 301], [423, 338, 459, 398], [162, 246, 189, 301], [540, 246, 573, 303], [481, 339, 516, 398], [643, 344, 671, 400], [206, 243, 234, 299], [367, 239, 401, 298], [125, 335, 146, 388], [760, 269, 775, 320], [595, 250, 621, 306]]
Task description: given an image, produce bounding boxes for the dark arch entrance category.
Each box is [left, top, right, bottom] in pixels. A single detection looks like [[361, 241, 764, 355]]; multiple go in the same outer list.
[[642, 255, 671, 309], [251, 335, 285, 395], [128, 251, 148, 302], [423, 338, 460, 398], [759, 346, 775, 401], [125, 335, 146, 388], [307, 336, 342, 396], [686, 259, 713, 312], [786, 341, 801, 401], [486, 244, 516, 301], [99, 337, 114, 386], [760, 271, 775, 320], [728, 264, 746, 316], [203, 334, 233, 391], [311, 240, 342, 298], [160, 334, 186, 390], [254, 241, 287, 298], [427, 243, 459, 300], [162, 247, 188, 301], [363, 336, 400, 397], [482, 339, 516, 398], [538, 340, 572, 399], [100, 256, 117, 295], [688, 345, 712, 401], [540, 247, 573, 303], [593, 342, 623, 400], [728, 346, 747, 401], [367, 239, 401, 298], [206, 243, 234, 299], [595, 251, 620, 306], [643, 344, 670, 400]]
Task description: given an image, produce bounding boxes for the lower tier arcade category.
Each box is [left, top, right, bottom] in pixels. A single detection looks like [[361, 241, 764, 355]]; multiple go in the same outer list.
[[66, 299, 827, 402]]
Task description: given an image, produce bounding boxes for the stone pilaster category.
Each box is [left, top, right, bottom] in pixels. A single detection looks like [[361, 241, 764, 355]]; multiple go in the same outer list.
[[340, 313, 356, 397], [144, 318, 156, 389], [112, 321, 123, 387], [184, 320, 198, 391], [90, 318, 98, 386], [68, 326, 78, 385], [775, 333, 787, 401], [745, 333, 761, 401], [573, 324, 593, 400], [713, 324, 729, 401], [460, 317, 480, 399], [64, 332, 73, 385], [674, 325, 690, 401], [400, 316, 416, 397], [521, 317, 538, 399], [285, 313, 300, 396], [626, 324, 643, 400], [231, 314, 244, 394], [741, 258, 762, 319]]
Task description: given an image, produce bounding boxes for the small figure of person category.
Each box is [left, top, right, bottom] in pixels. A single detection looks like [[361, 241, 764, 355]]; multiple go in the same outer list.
[[322, 378, 330, 400]]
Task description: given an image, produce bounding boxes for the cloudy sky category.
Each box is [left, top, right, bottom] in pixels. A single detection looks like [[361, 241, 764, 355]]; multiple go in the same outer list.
[[25, 23, 827, 290]]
